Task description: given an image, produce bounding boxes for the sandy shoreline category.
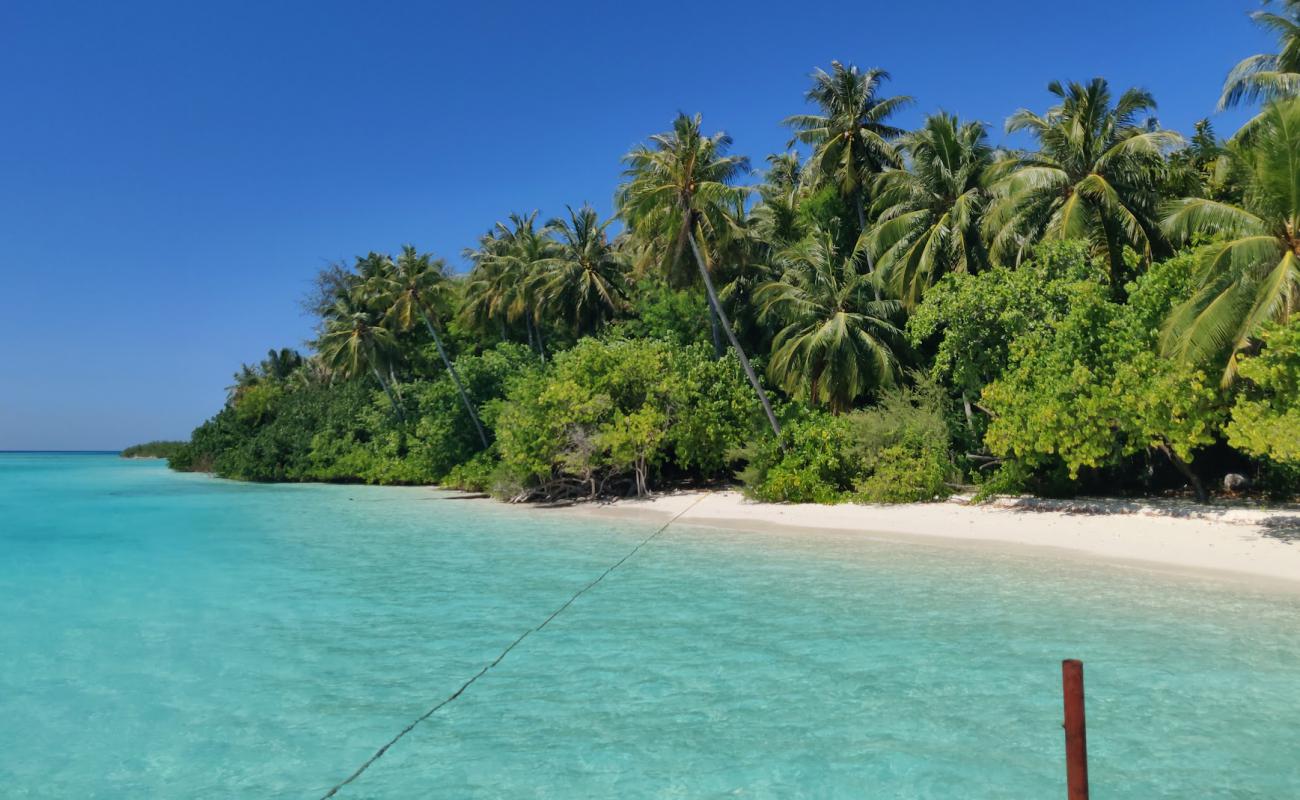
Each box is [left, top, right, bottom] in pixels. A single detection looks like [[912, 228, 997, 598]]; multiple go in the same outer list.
[[548, 490, 1300, 589]]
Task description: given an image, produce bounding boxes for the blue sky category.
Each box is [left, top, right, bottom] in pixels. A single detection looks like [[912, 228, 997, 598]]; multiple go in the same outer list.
[[0, 0, 1274, 449]]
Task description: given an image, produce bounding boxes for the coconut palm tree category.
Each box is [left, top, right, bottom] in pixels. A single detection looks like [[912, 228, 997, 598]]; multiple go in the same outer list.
[[784, 61, 912, 234], [756, 223, 905, 412], [318, 291, 404, 418], [866, 113, 994, 308], [226, 348, 303, 403], [617, 112, 782, 436], [261, 348, 304, 380], [1221, 1, 1300, 110], [1161, 97, 1300, 383], [750, 152, 807, 250], [461, 228, 514, 342], [370, 245, 488, 448], [538, 205, 626, 336], [468, 212, 555, 359], [984, 78, 1181, 280]]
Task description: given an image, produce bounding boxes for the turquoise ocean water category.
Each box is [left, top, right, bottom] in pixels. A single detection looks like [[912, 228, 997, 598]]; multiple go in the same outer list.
[[2, 453, 1298, 798]]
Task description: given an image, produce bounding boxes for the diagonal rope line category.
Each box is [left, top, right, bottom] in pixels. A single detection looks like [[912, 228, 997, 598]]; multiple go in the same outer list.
[[318, 492, 709, 799]]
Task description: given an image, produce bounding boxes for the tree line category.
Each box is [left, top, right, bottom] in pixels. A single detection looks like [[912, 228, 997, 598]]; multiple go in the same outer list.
[[166, 4, 1300, 503]]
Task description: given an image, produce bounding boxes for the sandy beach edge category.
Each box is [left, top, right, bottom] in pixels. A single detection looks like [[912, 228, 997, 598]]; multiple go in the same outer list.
[[504, 489, 1300, 590]]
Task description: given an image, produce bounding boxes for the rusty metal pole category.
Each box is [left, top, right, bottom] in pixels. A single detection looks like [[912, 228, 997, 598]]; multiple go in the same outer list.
[[1062, 659, 1089, 800]]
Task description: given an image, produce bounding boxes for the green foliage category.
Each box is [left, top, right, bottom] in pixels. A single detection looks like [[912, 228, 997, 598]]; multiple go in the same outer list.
[[120, 441, 187, 459], [795, 186, 856, 250], [849, 377, 956, 503], [757, 223, 905, 411], [404, 343, 537, 480], [984, 78, 1179, 279], [175, 382, 377, 482], [613, 278, 711, 348], [868, 112, 994, 307], [785, 61, 911, 233], [440, 452, 500, 493], [1162, 98, 1300, 382], [855, 442, 952, 504], [908, 241, 1106, 397], [171, 47, 1300, 507], [492, 338, 759, 499], [737, 411, 859, 503], [739, 379, 955, 504], [982, 248, 1224, 488], [232, 382, 284, 425], [1226, 315, 1300, 465]]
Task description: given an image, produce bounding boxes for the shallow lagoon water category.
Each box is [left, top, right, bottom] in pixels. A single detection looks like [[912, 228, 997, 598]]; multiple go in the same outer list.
[[2, 453, 1298, 798]]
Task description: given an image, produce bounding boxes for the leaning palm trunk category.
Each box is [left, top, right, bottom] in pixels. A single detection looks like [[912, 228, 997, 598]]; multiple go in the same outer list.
[[418, 307, 488, 449], [708, 306, 725, 358], [370, 366, 404, 421], [688, 231, 782, 437]]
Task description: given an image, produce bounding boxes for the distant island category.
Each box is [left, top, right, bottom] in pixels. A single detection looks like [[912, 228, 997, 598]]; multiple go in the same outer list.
[[134, 14, 1300, 507]]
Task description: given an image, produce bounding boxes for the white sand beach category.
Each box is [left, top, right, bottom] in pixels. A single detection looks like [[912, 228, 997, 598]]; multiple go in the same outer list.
[[569, 490, 1300, 588]]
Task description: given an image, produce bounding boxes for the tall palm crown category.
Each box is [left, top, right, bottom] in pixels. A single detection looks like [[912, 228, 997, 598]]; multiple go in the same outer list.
[[750, 152, 806, 249], [984, 78, 1180, 278], [462, 212, 555, 354], [617, 112, 782, 436], [317, 291, 400, 382], [867, 113, 994, 307], [316, 289, 404, 419], [261, 348, 304, 380], [370, 246, 454, 333], [367, 245, 488, 446], [228, 348, 303, 401], [756, 224, 904, 412], [1221, 1, 1300, 109], [617, 113, 750, 284], [461, 229, 513, 336], [1162, 97, 1300, 383], [539, 205, 626, 335], [784, 62, 912, 231]]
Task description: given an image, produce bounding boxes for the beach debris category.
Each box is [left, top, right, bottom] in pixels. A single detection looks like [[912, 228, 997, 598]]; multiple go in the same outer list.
[[1223, 473, 1250, 492]]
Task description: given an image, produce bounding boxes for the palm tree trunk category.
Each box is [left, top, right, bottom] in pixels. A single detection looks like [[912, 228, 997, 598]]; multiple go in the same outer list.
[[534, 312, 547, 363], [419, 307, 489, 449], [389, 367, 404, 401], [688, 231, 782, 437], [1156, 442, 1207, 503], [855, 190, 880, 293], [961, 391, 976, 434], [371, 366, 404, 421], [709, 305, 725, 358]]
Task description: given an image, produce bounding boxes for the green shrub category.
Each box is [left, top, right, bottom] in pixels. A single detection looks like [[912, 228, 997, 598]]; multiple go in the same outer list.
[[440, 451, 500, 493], [737, 411, 859, 503], [849, 378, 956, 503], [492, 337, 759, 499], [855, 441, 951, 503], [1226, 315, 1300, 466], [739, 379, 957, 505], [981, 253, 1223, 494]]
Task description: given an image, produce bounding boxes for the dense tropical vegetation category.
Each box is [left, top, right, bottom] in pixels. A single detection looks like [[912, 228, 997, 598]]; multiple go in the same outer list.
[[121, 441, 187, 459], [161, 9, 1300, 504]]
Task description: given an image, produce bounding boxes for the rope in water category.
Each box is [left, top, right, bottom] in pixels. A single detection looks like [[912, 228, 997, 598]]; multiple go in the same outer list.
[[318, 493, 709, 799]]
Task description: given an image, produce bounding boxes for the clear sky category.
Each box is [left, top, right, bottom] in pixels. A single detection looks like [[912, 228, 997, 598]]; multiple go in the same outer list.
[[0, 0, 1274, 449]]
